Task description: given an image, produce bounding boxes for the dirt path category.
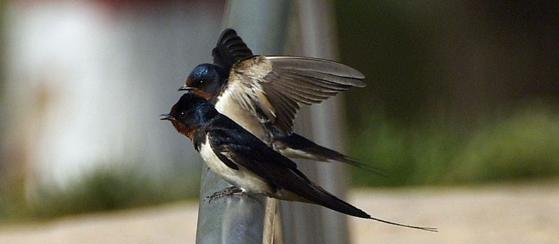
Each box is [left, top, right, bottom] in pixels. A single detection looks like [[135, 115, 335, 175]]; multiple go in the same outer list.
[[0, 202, 198, 244], [348, 183, 559, 244], [1, 183, 558, 244]]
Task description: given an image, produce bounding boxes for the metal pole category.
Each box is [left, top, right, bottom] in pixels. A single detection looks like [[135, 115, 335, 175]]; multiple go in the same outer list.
[[195, 1, 291, 243], [279, 1, 351, 244], [301, 2, 351, 243]]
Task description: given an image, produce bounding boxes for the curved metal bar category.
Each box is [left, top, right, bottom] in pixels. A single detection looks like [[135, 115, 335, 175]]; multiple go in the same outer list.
[[196, 168, 267, 244]]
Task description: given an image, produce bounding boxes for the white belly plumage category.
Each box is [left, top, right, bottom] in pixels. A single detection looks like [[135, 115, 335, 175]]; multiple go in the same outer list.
[[215, 90, 270, 144], [199, 137, 271, 194]]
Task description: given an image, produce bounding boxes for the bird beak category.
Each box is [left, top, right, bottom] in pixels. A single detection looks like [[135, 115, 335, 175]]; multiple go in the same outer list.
[[160, 113, 174, 121], [178, 85, 193, 91]]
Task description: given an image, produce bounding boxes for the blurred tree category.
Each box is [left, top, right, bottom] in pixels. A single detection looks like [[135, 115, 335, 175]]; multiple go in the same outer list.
[[336, 0, 559, 186], [467, 0, 559, 103], [337, 0, 559, 129]]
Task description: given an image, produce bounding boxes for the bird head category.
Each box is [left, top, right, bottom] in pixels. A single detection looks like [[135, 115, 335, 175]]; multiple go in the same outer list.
[[160, 92, 218, 140], [178, 63, 227, 101]]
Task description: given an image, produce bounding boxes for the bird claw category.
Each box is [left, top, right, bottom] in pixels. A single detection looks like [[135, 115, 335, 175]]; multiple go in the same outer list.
[[205, 186, 244, 203]]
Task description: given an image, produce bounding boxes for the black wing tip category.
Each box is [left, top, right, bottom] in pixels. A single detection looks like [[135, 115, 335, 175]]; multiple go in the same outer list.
[[213, 28, 254, 67], [218, 28, 238, 41], [274, 134, 386, 176], [320, 190, 437, 232], [338, 157, 388, 177], [314, 153, 388, 177], [217, 28, 247, 48]]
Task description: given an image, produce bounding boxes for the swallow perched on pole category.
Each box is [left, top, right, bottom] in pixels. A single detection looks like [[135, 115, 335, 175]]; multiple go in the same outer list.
[[179, 29, 380, 173], [161, 92, 436, 231]]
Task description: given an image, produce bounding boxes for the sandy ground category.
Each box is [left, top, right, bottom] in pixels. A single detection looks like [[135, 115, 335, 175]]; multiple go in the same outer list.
[[0, 183, 558, 244]]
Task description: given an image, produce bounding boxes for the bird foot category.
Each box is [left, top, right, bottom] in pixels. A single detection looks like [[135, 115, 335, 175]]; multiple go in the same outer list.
[[205, 186, 244, 203]]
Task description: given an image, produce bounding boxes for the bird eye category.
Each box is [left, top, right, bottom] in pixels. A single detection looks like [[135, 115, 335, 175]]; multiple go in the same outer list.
[[179, 111, 186, 118]]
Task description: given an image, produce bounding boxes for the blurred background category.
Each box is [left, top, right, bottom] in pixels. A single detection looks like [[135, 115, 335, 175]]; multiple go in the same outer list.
[[0, 0, 558, 243]]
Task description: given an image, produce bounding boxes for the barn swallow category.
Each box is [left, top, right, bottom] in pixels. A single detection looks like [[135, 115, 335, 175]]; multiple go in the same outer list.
[[179, 29, 380, 173], [160, 92, 436, 231]]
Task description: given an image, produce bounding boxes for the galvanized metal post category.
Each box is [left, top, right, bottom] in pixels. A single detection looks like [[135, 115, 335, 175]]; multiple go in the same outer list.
[[195, 1, 350, 243], [278, 1, 351, 244], [195, 1, 291, 244], [301, 1, 351, 243]]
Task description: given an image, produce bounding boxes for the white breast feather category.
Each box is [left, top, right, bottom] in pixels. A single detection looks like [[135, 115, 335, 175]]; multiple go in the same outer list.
[[199, 136, 271, 194]]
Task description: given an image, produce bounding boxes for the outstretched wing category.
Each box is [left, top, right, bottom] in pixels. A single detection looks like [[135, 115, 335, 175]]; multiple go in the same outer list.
[[212, 29, 253, 71], [226, 55, 366, 134]]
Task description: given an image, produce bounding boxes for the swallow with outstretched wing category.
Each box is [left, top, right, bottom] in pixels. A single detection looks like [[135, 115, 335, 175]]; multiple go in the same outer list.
[[180, 29, 380, 173]]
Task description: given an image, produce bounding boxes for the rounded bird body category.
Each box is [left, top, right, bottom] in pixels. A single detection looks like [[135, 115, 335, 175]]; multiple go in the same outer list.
[[179, 29, 382, 174], [198, 135, 272, 195], [161, 92, 436, 232]]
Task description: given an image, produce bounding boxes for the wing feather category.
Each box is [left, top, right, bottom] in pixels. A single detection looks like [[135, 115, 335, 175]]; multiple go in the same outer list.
[[227, 55, 366, 133], [264, 88, 299, 131], [205, 121, 438, 230], [212, 29, 253, 70]]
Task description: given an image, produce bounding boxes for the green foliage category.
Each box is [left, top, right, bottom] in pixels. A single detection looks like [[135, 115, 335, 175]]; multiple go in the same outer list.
[[350, 106, 559, 186], [447, 108, 559, 182], [0, 193, 27, 221], [0, 199, 6, 219], [336, 0, 435, 125], [0, 164, 199, 221]]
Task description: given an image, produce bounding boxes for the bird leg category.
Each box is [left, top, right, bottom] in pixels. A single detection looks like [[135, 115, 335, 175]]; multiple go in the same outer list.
[[205, 186, 244, 203]]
